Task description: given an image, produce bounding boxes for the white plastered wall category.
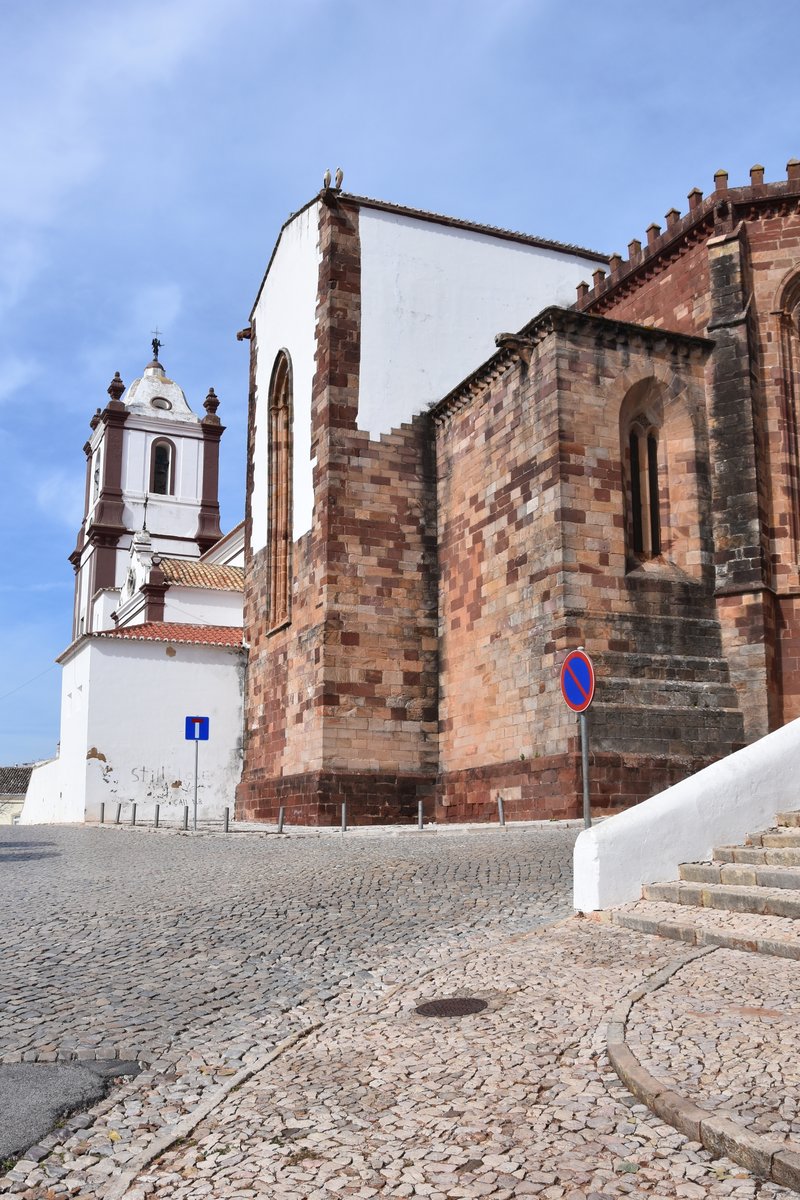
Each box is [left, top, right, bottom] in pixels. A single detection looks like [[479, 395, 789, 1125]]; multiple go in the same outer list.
[[162, 586, 242, 627], [358, 209, 601, 438], [22, 638, 245, 824], [20, 643, 92, 823], [573, 717, 800, 911], [251, 202, 321, 549]]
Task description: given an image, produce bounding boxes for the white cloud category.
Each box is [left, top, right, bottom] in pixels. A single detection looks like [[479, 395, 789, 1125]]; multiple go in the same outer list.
[[0, 355, 40, 404], [128, 283, 183, 336], [0, 0, 244, 300], [34, 469, 86, 529], [0, 236, 45, 316]]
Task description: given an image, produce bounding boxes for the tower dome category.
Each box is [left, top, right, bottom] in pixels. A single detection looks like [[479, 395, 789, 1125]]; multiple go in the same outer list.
[[121, 352, 198, 422]]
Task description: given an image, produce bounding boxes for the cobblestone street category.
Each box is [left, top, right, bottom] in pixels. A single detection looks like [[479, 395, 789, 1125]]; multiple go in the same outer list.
[[1, 823, 795, 1198], [0, 824, 576, 1071]]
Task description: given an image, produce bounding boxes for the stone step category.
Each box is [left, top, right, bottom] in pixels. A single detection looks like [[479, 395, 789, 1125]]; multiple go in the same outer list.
[[713, 843, 800, 866], [611, 899, 800, 959], [746, 828, 800, 848], [776, 810, 800, 827], [644, 880, 800, 919], [680, 861, 800, 890]]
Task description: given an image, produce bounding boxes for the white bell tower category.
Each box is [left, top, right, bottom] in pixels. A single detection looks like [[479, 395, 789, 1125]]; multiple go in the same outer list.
[[70, 341, 224, 638]]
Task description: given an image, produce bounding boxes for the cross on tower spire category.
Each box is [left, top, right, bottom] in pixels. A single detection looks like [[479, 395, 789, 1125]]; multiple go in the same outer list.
[[151, 328, 163, 363]]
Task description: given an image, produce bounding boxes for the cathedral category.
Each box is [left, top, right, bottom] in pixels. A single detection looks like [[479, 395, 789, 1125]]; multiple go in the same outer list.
[[22, 161, 800, 828]]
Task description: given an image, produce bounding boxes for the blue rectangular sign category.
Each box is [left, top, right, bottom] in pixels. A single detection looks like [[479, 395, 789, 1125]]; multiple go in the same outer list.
[[185, 716, 210, 741]]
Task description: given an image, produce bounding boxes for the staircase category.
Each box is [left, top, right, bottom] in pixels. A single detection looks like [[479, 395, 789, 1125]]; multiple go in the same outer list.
[[611, 809, 800, 958], [605, 809, 800, 1193]]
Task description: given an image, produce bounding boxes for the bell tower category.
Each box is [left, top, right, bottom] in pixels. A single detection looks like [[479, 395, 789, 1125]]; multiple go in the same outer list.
[[70, 342, 225, 639]]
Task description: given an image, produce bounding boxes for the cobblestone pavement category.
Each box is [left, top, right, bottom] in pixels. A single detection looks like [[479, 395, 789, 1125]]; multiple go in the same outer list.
[[1, 823, 796, 1198], [136, 922, 797, 1200]]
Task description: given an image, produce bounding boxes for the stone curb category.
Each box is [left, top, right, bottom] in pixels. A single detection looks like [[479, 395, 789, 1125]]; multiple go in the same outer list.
[[86, 817, 586, 841], [606, 944, 800, 1193], [106, 1023, 324, 1200]]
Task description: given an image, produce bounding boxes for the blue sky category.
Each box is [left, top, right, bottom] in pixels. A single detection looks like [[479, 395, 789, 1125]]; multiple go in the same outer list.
[[1, 0, 798, 764]]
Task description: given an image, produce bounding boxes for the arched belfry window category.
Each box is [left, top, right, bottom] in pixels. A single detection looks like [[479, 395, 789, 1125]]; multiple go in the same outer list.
[[268, 351, 293, 628], [621, 384, 664, 566], [150, 439, 175, 496], [92, 449, 102, 504]]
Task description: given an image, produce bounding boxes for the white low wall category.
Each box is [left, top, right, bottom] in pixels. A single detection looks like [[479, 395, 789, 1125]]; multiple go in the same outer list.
[[20, 759, 81, 824], [573, 717, 800, 911]]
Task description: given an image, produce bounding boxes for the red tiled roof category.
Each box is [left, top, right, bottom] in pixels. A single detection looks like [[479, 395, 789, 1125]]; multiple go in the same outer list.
[[97, 623, 244, 647], [159, 558, 243, 591]]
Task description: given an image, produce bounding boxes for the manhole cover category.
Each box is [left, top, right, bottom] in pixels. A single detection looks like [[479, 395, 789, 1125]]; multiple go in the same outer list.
[[414, 997, 488, 1018]]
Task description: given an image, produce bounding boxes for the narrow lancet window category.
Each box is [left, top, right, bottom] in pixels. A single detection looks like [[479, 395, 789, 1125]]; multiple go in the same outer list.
[[629, 430, 644, 555], [623, 403, 662, 564], [268, 352, 292, 627], [647, 433, 661, 556]]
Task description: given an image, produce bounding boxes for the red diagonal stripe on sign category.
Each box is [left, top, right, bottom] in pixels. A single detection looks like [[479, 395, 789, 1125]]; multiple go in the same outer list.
[[564, 661, 589, 703]]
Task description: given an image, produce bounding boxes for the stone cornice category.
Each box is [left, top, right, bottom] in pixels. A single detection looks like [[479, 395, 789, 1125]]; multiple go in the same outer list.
[[430, 306, 713, 426]]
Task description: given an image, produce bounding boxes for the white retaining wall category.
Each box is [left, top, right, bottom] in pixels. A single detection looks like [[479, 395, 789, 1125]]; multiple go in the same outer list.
[[573, 717, 800, 911]]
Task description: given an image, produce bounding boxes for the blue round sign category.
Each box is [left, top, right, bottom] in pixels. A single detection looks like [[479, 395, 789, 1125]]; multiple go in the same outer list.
[[560, 650, 595, 713]]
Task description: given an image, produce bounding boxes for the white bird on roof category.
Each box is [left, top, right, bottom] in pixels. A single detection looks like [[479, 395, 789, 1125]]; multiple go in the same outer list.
[[334, 167, 343, 190], [323, 168, 331, 189]]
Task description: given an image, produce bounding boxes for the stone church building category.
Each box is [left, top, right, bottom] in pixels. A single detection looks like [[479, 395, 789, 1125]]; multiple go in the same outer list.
[[21, 161, 800, 829], [236, 161, 800, 826]]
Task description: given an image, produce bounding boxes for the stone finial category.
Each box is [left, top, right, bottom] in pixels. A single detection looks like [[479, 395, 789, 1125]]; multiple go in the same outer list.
[[665, 208, 681, 228], [592, 268, 606, 290], [628, 238, 642, 261], [203, 387, 220, 416], [750, 164, 765, 186], [107, 371, 125, 403], [687, 187, 703, 211], [609, 253, 623, 274], [646, 223, 661, 248], [788, 158, 800, 184], [576, 281, 590, 303], [714, 169, 729, 192]]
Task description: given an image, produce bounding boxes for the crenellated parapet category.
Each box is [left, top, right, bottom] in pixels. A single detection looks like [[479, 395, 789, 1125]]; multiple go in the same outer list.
[[574, 160, 800, 314]]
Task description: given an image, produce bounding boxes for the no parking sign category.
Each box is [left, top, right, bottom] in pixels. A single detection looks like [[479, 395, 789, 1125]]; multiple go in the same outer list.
[[559, 649, 595, 828], [560, 650, 595, 713]]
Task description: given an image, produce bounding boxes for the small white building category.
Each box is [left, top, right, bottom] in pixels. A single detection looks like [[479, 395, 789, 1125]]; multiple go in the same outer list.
[[21, 348, 245, 826], [0, 765, 34, 825]]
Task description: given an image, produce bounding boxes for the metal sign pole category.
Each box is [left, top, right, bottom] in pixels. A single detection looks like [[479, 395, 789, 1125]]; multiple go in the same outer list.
[[580, 713, 591, 829], [193, 737, 199, 831]]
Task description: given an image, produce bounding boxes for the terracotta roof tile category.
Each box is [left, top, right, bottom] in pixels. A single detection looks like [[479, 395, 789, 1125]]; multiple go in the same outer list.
[[158, 559, 243, 591], [97, 623, 243, 647]]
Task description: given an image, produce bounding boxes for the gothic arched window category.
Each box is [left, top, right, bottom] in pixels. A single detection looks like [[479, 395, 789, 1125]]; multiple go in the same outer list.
[[268, 351, 293, 628], [150, 439, 175, 496], [621, 384, 664, 566], [777, 274, 800, 561]]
